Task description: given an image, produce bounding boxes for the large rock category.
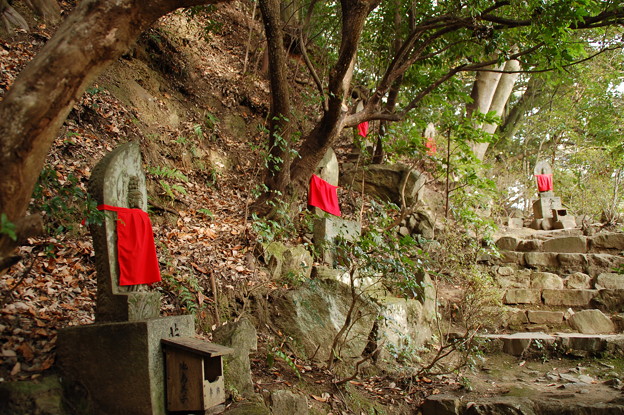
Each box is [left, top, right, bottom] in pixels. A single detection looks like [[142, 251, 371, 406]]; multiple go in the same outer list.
[[264, 242, 313, 282], [269, 390, 308, 415], [568, 310, 615, 334], [421, 395, 461, 415], [542, 236, 587, 253], [565, 272, 592, 289], [530, 272, 563, 290], [591, 232, 624, 250], [496, 236, 519, 251], [0, 376, 63, 415], [270, 279, 377, 362], [595, 272, 624, 290], [340, 163, 426, 206], [212, 318, 258, 398], [378, 296, 433, 360], [542, 289, 598, 306]]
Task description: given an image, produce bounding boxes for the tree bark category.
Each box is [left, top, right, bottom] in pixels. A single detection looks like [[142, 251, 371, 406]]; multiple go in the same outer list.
[[259, 0, 292, 194], [1, 0, 29, 33], [472, 58, 521, 160], [24, 0, 62, 25], [0, 0, 223, 261], [287, 0, 376, 192]]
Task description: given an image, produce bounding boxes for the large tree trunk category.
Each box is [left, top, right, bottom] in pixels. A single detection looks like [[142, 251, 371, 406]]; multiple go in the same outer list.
[[288, 0, 375, 194], [0, 0, 223, 262], [472, 58, 521, 160], [1, 0, 29, 33], [259, 0, 292, 194], [25, 0, 62, 25]]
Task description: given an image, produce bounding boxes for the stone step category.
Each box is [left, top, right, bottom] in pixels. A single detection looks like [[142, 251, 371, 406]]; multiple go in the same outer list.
[[495, 251, 624, 276], [480, 332, 624, 357], [503, 287, 624, 313], [504, 308, 621, 334], [495, 231, 624, 254]]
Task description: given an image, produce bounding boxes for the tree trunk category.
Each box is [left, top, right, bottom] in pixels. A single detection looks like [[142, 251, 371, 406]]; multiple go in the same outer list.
[[499, 76, 544, 142], [472, 58, 521, 160], [24, 0, 62, 25], [0, 0, 223, 261], [257, 0, 376, 207], [259, 0, 292, 194], [1, 0, 29, 33]]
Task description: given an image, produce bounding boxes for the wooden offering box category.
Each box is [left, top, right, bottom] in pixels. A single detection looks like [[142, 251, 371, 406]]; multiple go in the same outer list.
[[162, 337, 233, 413]]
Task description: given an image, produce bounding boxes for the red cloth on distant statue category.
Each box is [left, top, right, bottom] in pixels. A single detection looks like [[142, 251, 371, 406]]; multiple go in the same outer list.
[[308, 175, 341, 217], [425, 137, 437, 155], [97, 204, 161, 286], [535, 174, 553, 192], [357, 121, 369, 138]]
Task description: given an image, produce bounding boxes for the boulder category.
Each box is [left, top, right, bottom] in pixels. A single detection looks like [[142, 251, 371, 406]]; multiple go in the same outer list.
[[270, 390, 308, 415], [565, 272, 592, 289], [270, 279, 377, 362], [212, 318, 258, 398], [496, 236, 519, 251], [421, 395, 461, 415], [378, 296, 433, 359], [530, 272, 564, 290], [340, 163, 426, 206], [264, 242, 313, 282], [568, 310, 615, 334]]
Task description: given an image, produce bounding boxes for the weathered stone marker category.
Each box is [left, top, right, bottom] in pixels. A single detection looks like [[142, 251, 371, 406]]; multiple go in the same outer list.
[[88, 142, 160, 322], [531, 160, 575, 230], [57, 143, 230, 415]]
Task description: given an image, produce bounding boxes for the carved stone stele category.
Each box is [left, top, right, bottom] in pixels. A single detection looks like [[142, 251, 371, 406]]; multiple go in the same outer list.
[[88, 142, 160, 322]]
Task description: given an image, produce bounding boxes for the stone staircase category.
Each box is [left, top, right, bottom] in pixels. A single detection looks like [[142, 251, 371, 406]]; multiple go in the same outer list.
[[483, 228, 624, 357], [420, 228, 624, 415]]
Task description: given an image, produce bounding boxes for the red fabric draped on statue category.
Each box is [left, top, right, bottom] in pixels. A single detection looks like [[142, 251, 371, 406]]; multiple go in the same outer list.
[[97, 204, 162, 286], [535, 174, 553, 192], [308, 175, 342, 217], [358, 121, 369, 138], [425, 137, 437, 155]]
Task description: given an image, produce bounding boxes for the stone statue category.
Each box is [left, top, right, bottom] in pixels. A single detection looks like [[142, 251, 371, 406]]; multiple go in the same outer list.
[[88, 142, 160, 322]]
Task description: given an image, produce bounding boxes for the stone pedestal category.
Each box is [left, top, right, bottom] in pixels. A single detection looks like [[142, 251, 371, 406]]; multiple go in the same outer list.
[[57, 315, 194, 415], [313, 217, 361, 264], [532, 196, 562, 219]]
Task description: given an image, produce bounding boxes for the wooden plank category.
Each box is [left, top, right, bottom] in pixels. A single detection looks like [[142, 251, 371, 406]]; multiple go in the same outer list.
[[165, 348, 203, 411], [162, 337, 233, 357]]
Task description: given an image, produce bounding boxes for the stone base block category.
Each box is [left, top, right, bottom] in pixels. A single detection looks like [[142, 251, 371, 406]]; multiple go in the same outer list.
[[57, 315, 194, 415]]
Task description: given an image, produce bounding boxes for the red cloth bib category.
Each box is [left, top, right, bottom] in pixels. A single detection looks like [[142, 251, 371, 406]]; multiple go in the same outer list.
[[97, 204, 161, 286], [425, 137, 437, 155], [535, 174, 553, 192], [358, 121, 369, 138], [308, 175, 341, 217]]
